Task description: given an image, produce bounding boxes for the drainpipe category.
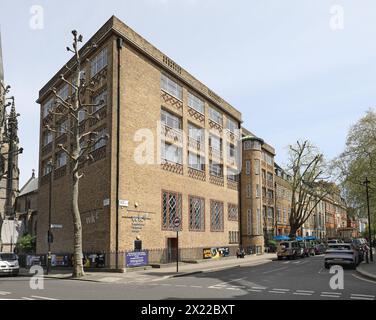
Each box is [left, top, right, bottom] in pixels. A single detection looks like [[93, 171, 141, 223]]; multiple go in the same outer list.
[[238, 124, 242, 248], [115, 37, 123, 269]]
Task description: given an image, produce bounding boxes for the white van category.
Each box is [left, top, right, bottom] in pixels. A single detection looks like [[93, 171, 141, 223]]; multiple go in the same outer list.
[[0, 253, 19, 276]]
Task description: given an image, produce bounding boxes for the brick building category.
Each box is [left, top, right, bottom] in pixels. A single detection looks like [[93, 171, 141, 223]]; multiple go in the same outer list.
[[36, 16, 242, 264]]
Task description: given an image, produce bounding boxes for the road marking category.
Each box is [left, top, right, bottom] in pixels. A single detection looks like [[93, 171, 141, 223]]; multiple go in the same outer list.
[[350, 296, 374, 300], [175, 285, 187, 287], [209, 278, 246, 288], [351, 294, 375, 298], [252, 286, 267, 290], [320, 294, 340, 298], [282, 261, 290, 264], [190, 286, 203, 288], [262, 267, 288, 274], [0, 291, 11, 296], [322, 292, 341, 295], [272, 288, 290, 292], [293, 292, 313, 296], [248, 289, 262, 292], [226, 287, 240, 291], [30, 296, 57, 300], [296, 290, 315, 294], [269, 290, 286, 294], [352, 273, 376, 284], [292, 261, 301, 264]]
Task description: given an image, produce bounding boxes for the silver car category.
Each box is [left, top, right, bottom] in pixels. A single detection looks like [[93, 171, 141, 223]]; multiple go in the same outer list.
[[324, 244, 359, 269], [0, 253, 19, 276]]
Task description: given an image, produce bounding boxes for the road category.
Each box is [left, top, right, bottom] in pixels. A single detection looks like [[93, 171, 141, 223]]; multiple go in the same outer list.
[[0, 255, 375, 300]]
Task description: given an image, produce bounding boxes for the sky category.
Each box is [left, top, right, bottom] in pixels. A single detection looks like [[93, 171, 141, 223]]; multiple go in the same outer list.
[[1, 0, 376, 186]]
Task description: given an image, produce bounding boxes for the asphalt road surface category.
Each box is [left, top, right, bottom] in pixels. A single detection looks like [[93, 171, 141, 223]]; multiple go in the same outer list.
[[0, 255, 375, 300]]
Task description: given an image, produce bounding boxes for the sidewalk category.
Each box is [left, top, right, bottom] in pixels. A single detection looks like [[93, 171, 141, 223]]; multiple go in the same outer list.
[[357, 260, 376, 281], [21, 253, 275, 284]]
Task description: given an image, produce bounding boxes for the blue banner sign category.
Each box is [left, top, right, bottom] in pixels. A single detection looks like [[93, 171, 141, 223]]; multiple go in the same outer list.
[[125, 251, 148, 267]]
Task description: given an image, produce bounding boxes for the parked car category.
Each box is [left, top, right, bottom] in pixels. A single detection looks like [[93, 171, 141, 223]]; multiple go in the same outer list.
[[327, 239, 342, 244], [324, 243, 359, 269], [314, 243, 327, 255], [0, 253, 19, 276], [352, 238, 367, 262], [277, 241, 304, 260], [298, 241, 313, 257]]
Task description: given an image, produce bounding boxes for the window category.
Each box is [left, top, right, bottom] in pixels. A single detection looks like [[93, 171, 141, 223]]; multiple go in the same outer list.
[[245, 160, 251, 175], [210, 200, 224, 232], [277, 208, 281, 223], [267, 172, 273, 182], [43, 131, 53, 146], [227, 167, 238, 182], [161, 74, 183, 100], [42, 159, 52, 176], [229, 231, 239, 244], [262, 169, 266, 180], [189, 196, 205, 231], [263, 152, 273, 165], [78, 109, 86, 123], [247, 209, 252, 235], [161, 142, 183, 164], [188, 92, 204, 114], [256, 184, 261, 198], [58, 85, 69, 101], [226, 118, 237, 133], [267, 207, 274, 219], [227, 143, 236, 160], [256, 208, 261, 235], [161, 109, 181, 130], [209, 107, 223, 126], [244, 140, 261, 151], [162, 191, 182, 231], [228, 204, 238, 221], [92, 90, 107, 113], [188, 123, 204, 144], [209, 134, 221, 152], [57, 120, 68, 136], [188, 152, 205, 171], [93, 128, 107, 151], [254, 159, 260, 175], [42, 99, 54, 118], [267, 189, 274, 200], [91, 47, 108, 77], [283, 209, 287, 223], [209, 160, 223, 177], [56, 152, 67, 168], [246, 184, 252, 198]]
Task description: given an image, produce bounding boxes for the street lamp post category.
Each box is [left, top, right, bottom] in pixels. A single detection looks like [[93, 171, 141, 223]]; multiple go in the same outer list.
[[363, 177, 373, 263], [47, 161, 54, 274]]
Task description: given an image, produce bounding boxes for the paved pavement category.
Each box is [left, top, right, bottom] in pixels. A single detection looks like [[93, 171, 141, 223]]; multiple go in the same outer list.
[[20, 254, 275, 284], [357, 259, 376, 281], [0, 255, 375, 300]]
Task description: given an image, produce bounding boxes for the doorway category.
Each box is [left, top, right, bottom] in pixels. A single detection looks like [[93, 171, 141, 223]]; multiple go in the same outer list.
[[167, 237, 178, 263]]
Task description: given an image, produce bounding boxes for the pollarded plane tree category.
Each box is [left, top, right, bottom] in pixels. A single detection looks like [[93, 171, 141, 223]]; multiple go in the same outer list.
[[45, 30, 108, 278]]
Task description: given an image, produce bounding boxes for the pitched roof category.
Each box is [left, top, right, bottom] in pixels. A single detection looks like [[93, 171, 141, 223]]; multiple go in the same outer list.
[[19, 177, 38, 197]]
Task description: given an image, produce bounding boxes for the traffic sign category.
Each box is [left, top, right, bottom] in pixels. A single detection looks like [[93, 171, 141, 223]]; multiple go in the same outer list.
[[173, 217, 181, 229]]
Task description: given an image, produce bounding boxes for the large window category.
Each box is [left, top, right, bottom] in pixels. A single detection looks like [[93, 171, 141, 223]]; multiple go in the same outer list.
[[189, 196, 205, 231], [245, 160, 251, 175], [161, 109, 181, 130], [247, 209, 252, 235], [188, 92, 204, 114], [228, 204, 238, 221], [43, 99, 54, 118], [246, 184, 252, 198], [161, 74, 183, 100], [57, 120, 68, 137], [227, 143, 236, 160], [43, 131, 53, 146], [162, 191, 182, 230], [188, 152, 205, 171], [56, 152, 67, 168], [209, 107, 223, 126], [58, 85, 69, 101], [256, 184, 261, 198], [209, 160, 223, 177], [254, 159, 260, 175], [188, 123, 204, 144], [93, 128, 107, 151], [210, 200, 224, 232], [209, 134, 222, 153], [256, 208, 261, 235], [91, 47, 108, 77], [42, 159, 52, 176], [263, 152, 273, 165], [244, 140, 261, 151], [227, 167, 238, 182], [226, 118, 237, 133], [161, 142, 182, 164], [92, 89, 107, 113]]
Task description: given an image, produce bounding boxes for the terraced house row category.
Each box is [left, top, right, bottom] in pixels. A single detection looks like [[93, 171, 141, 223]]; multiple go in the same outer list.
[[35, 16, 357, 267]]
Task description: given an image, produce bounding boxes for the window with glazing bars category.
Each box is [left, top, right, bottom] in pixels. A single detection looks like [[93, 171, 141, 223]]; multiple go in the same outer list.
[[162, 191, 182, 230], [189, 196, 205, 231], [210, 200, 224, 232], [188, 92, 204, 114], [228, 204, 238, 221], [161, 74, 183, 100], [91, 47, 108, 77]]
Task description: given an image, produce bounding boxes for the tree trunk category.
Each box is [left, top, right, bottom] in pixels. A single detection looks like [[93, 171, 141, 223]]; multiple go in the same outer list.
[[289, 225, 298, 238], [71, 169, 84, 278]]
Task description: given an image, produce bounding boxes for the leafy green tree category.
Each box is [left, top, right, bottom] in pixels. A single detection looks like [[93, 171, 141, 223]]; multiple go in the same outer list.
[[17, 234, 36, 254]]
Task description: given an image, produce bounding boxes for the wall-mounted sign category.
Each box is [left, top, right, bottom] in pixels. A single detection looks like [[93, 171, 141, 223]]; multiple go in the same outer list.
[[103, 199, 110, 207], [51, 224, 63, 229], [125, 251, 148, 268], [119, 200, 129, 208]]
